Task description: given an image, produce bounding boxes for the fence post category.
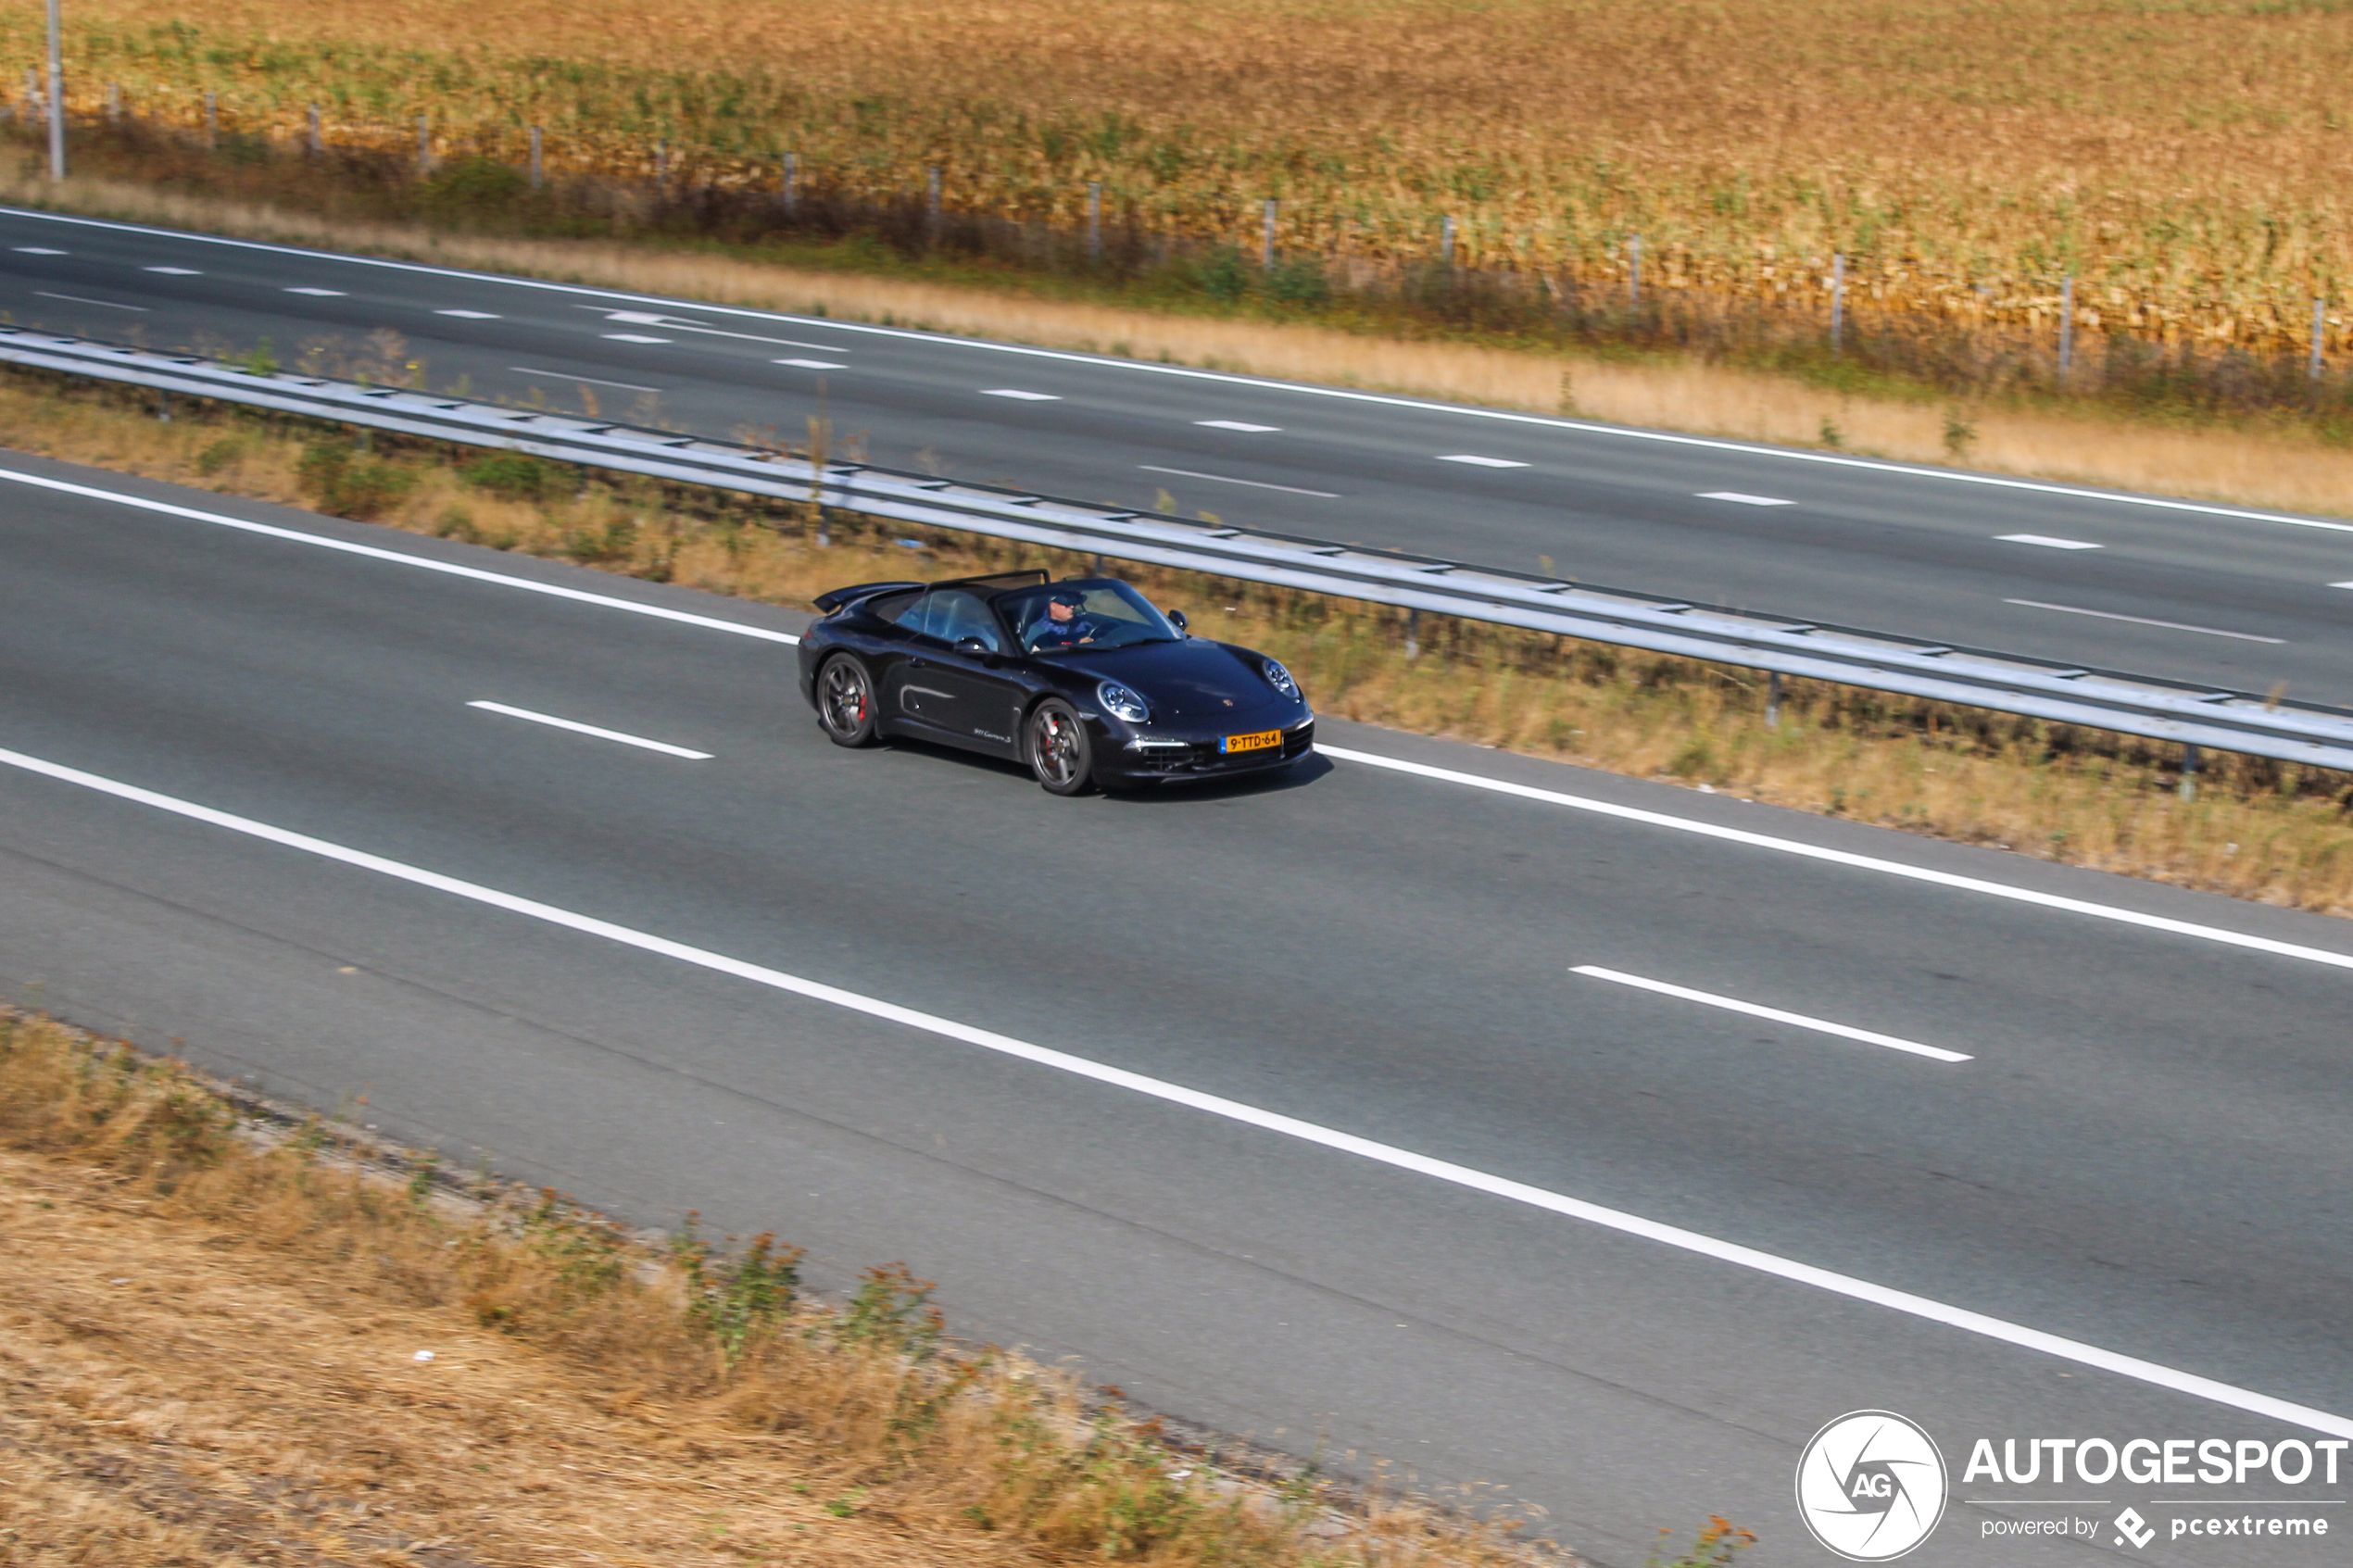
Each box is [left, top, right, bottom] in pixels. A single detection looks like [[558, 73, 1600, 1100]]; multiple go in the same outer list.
[[2058, 275, 2075, 379], [2314, 297, 2327, 382], [2179, 741, 2199, 802], [1404, 607, 1420, 659], [1441, 213, 1454, 269], [528, 125, 542, 189], [107, 82, 119, 124], [1831, 253, 1845, 356], [416, 112, 430, 175], [1629, 233, 1642, 307], [1262, 197, 1277, 270], [45, 0, 65, 182], [1765, 670, 1782, 729], [783, 151, 798, 216], [926, 165, 941, 241], [22, 66, 34, 120], [203, 90, 216, 149], [654, 139, 669, 188], [1087, 180, 1101, 261], [307, 102, 321, 158]]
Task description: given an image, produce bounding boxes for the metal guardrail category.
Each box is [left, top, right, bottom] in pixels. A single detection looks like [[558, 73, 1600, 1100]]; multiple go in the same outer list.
[[6, 323, 2352, 771]]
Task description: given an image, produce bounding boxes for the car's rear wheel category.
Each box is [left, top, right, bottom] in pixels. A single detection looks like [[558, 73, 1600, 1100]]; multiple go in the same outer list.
[[816, 656, 878, 747], [1026, 698, 1095, 796]]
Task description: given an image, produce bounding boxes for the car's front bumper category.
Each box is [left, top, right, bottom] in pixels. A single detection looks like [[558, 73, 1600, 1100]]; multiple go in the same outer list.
[[1096, 717, 1315, 785]]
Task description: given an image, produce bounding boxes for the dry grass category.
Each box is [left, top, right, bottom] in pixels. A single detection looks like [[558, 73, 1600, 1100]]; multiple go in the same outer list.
[[6, 363, 2351, 916], [0, 1007, 1588, 1568], [6, 0, 2352, 355], [11, 169, 2353, 520]]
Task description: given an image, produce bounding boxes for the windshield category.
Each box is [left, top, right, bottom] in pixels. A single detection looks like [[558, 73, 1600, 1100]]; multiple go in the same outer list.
[[999, 580, 1181, 655]]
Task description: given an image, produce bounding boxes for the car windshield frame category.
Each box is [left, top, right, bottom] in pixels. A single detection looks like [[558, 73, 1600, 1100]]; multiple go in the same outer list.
[[995, 580, 1182, 657]]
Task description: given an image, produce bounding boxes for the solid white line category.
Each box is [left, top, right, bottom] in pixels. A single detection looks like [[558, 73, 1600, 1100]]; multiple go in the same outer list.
[[1139, 465, 1339, 498], [10, 205, 2352, 538], [602, 332, 670, 344], [436, 308, 499, 319], [0, 741, 2343, 1440], [33, 291, 146, 311], [1999, 533, 2103, 550], [13, 245, 66, 254], [982, 388, 1060, 400], [0, 465, 799, 645], [2004, 599, 2285, 644], [1571, 965, 1971, 1062], [467, 701, 712, 759], [1198, 420, 1280, 433], [1437, 454, 1529, 468], [284, 287, 345, 296], [1314, 745, 2353, 972], [1699, 491, 1794, 507], [592, 307, 847, 354], [144, 266, 200, 275], [509, 366, 662, 394], [776, 358, 847, 370]]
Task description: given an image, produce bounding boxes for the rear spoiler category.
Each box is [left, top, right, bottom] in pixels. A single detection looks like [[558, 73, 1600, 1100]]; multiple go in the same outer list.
[[812, 580, 923, 613]]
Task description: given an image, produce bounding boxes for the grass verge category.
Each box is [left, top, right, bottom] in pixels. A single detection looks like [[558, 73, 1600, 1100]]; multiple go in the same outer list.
[[6, 164, 2353, 524], [5, 362, 2351, 916], [10, 1005, 1750, 1567]]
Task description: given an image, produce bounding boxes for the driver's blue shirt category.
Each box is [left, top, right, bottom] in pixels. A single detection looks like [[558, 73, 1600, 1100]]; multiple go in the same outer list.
[[1028, 611, 1111, 649]]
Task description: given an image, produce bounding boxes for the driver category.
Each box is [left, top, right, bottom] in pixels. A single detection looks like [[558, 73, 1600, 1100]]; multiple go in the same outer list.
[[1027, 587, 1110, 649]]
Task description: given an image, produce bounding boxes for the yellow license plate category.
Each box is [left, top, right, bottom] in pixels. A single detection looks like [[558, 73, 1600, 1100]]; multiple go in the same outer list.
[[1221, 729, 1282, 754]]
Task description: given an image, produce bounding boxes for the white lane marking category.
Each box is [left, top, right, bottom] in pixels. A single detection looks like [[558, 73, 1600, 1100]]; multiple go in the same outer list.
[[0, 743, 2343, 1443], [145, 266, 202, 275], [284, 287, 346, 296], [1571, 965, 1972, 1062], [1139, 465, 1339, 498], [982, 388, 1061, 400], [12, 245, 65, 254], [1699, 491, 1794, 507], [602, 332, 670, 344], [2004, 598, 2285, 644], [435, 308, 500, 319], [467, 700, 711, 759], [1999, 533, 2103, 550], [593, 307, 848, 354], [1198, 420, 1281, 433], [2328, 581, 2353, 591], [0, 466, 798, 645], [13, 206, 2353, 539], [775, 358, 848, 370], [33, 291, 146, 311], [1436, 454, 1529, 468], [509, 366, 662, 394], [1315, 745, 2353, 972]]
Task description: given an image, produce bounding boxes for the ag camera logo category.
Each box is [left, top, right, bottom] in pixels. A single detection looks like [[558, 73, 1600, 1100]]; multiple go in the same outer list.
[[1796, 1411, 1949, 1562]]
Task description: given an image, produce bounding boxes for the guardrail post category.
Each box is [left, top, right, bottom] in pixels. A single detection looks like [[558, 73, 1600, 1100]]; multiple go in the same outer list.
[[203, 90, 216, 150], [156, 386, 170, 422], [1404, 607, 1421, 659], [1087, 181, 1101, 261], [1766, 670, 1782, 729], [107, 82, 120, 124], [2179, 742, 2199, 801], [308, 104, 322, 159], [416, 111, 431, 175], [1831, 254, 1845, 356], [2058, 275, 2075, 380], [528, 125, 542, 189], [1262, 198, 1277, 270], [1629, 233, 1642, 307], [783, 151, 798, 216], [2313, 298, 2327, 382], [1441, 214, 1454, 270], [926, 165, 941, 242]]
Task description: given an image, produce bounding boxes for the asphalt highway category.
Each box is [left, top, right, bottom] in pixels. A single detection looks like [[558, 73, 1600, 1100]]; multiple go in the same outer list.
[[5, 205, 2353, 710], [5, 451, 2352, 1565]]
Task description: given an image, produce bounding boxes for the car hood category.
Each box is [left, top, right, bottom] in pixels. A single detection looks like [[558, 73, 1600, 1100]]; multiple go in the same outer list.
[[1060, 639, 1286, 721]]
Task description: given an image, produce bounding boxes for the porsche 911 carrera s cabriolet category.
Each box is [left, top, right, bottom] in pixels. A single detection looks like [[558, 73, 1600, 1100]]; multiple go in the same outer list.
[[795, 571, 1315, 794]]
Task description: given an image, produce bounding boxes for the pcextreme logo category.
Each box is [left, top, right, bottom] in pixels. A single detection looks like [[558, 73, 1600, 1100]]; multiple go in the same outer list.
[[1795, 1411, 1950, 1562]]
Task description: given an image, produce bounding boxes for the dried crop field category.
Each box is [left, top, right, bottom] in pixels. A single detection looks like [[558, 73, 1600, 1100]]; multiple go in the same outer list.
[[6, 0, 2352, 364]]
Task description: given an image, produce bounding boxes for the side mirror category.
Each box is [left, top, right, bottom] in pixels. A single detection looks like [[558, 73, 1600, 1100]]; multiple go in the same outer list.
[[1167, 608, 1189, 634], [953, 636, 996, 659]]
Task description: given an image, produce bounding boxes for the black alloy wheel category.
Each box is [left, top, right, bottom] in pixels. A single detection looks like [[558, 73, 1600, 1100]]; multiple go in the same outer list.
[[816, 656, 878, 747], [1026, 698, 1094, 796]]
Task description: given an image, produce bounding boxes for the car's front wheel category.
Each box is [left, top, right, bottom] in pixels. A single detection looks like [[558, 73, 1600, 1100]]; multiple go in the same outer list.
[[816, 656, 878, 747], [1026, 698, 1095, 796]]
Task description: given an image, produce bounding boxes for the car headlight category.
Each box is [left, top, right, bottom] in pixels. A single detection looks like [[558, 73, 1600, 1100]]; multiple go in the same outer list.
[[1097, 681, 1151, 723], [1263, 659, 1300, 699]]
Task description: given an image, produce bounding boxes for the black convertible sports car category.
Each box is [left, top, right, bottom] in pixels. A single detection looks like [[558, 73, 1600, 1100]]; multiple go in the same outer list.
[[795, 571, 1315, 794]]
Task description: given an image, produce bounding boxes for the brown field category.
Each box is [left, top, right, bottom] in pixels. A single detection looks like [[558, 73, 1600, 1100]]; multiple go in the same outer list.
[[1, 1008, 1592, 1568], [4, 0, 2350, 357], [6, 361, 2350, 917]]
